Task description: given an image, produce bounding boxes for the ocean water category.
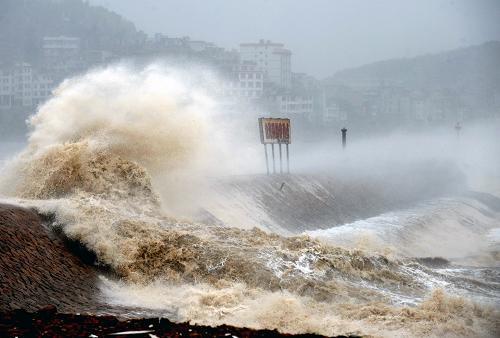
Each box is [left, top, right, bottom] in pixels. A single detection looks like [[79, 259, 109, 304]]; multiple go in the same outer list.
[[0, 64, 498, 337]]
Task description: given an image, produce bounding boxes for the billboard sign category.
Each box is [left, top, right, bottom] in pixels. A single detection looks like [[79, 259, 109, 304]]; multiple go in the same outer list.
[[259, 118, 291, 144]]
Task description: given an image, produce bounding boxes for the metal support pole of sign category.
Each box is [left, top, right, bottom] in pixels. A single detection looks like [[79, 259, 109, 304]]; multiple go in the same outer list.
[[264, 144, 269, 175], [271, 143, 276, 174], [279, 143, 283, 174], [286, 143, 290, 174]]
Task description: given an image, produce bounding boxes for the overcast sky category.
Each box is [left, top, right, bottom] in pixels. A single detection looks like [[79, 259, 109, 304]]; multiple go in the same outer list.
[[88, 0, 500, 78]]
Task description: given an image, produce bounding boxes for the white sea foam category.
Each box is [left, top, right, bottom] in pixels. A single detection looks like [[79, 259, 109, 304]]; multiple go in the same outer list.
[[0, 64, 498, 337]]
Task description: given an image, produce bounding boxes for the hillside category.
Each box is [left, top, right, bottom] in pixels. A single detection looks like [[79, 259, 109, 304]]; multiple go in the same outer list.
[[0, 0, 146, 65], [326, 41, 500, 91]]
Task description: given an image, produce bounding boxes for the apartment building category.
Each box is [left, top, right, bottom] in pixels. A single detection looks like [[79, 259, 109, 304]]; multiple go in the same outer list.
[[240, 40, 291, 89], [222, 61, 265, 100], [0, 63, 54, 109]]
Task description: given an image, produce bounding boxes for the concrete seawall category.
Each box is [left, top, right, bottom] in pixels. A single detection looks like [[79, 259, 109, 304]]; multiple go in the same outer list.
[[201, 163, 464, 233], [0, 204, 99, 313]]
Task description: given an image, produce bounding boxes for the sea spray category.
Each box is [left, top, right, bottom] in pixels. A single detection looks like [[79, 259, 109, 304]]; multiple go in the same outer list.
[[0, 64, 498, 337], [1, 63, 242, 216], [307, 197, 500, 266]]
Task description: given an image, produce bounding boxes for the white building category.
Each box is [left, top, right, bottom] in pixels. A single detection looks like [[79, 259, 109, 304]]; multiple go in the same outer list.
[[151, 34, 218, 53], [323, 101, 340, 123], [31, 73, 54, 107], [0, 63, 54, 109], [240, 40, 291, 89], [7, 63, 35, 107], [222, 61, 264, 100], [43, 36, 80, 59], [187, 40, 216, 52], [153, 34, 186, 49], [276, 95, 313, 119], [43, 36, 81, 74], [322, 101, 347, 123], [0, 69, 13, 108]]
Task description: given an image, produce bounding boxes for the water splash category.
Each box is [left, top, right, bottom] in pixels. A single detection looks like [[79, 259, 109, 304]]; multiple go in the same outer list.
[[0, 64, 498, 337]]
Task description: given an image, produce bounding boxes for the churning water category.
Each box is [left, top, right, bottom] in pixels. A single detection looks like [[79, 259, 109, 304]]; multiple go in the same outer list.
[[0, 64, 498, 337]]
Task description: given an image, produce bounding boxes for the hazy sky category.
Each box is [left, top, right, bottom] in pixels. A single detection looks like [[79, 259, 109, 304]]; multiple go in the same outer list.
[[88, 0, 500, 78]]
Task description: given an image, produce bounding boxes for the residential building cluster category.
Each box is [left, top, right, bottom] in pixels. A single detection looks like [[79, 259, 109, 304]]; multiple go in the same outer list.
[[218, 40, 315, 123], [0, 33, 480, 130], [0, 34, 312, 120], [320, 84, 475, 128]]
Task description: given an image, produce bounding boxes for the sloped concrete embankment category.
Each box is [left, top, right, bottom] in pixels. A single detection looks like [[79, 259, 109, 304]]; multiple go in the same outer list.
[[203, 163, 464, 233], [0, 204, 99, 313]]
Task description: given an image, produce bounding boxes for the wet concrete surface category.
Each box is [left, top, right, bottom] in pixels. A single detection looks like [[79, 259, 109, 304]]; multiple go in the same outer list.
[[0, 203, 102, 313]]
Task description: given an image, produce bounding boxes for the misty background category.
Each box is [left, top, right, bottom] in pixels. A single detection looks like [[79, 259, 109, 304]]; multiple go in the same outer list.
[[0, 0, 499, 149], [87, 0, 500, 77]]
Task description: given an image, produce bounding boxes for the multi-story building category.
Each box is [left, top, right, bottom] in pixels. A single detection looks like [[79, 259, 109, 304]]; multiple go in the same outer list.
[[151, 34, 182, 51], [237, 61, 264, 99], [187, 40, 216, 52], [0, 68, 13, 109], [151, 34, 219, 53], [43, 36, 80, 59], [0, 63, 54, 109], [240, 40, 291, 89], [276, 95, 313, 119], [221, 61, 265, 101], [31, 73, 54, 107], [12, 63, 33, 107], [322, 100, 348, 123], [43, 36, 82, 75]]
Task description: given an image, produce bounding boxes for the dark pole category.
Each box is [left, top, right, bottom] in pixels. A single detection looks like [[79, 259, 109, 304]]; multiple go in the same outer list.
[[341, 127, 347, 149], [264, 144, 269, 175], [279, 143, 283, 174], [286, 143, 290, 174], [455, 122, 461, 138], [271, 143, 276, 174]]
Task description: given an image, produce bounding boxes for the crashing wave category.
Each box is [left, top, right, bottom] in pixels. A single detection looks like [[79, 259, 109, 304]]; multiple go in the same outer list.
[[0, 64, 498, 337]]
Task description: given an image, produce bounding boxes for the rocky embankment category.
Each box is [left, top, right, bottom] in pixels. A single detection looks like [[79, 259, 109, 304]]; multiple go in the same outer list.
[[0, 204, 356, 337], [0, 305, 344, 338], [0, 203, 99, 312]]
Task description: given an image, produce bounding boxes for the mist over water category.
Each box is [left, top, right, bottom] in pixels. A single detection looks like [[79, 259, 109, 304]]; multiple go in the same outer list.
[[0, 64, 499, 337]]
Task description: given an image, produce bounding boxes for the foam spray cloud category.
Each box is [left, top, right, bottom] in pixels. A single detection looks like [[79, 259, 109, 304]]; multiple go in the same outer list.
[[2, 63, 243, 215], [0, 64, 498, 337]]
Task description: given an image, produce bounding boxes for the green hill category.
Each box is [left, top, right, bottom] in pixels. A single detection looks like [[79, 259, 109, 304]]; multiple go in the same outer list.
[[0, 0, 146, 65]]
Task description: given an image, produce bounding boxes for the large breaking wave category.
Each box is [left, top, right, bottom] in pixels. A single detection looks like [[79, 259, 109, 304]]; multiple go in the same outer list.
[[0, 64, 499, 337]]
